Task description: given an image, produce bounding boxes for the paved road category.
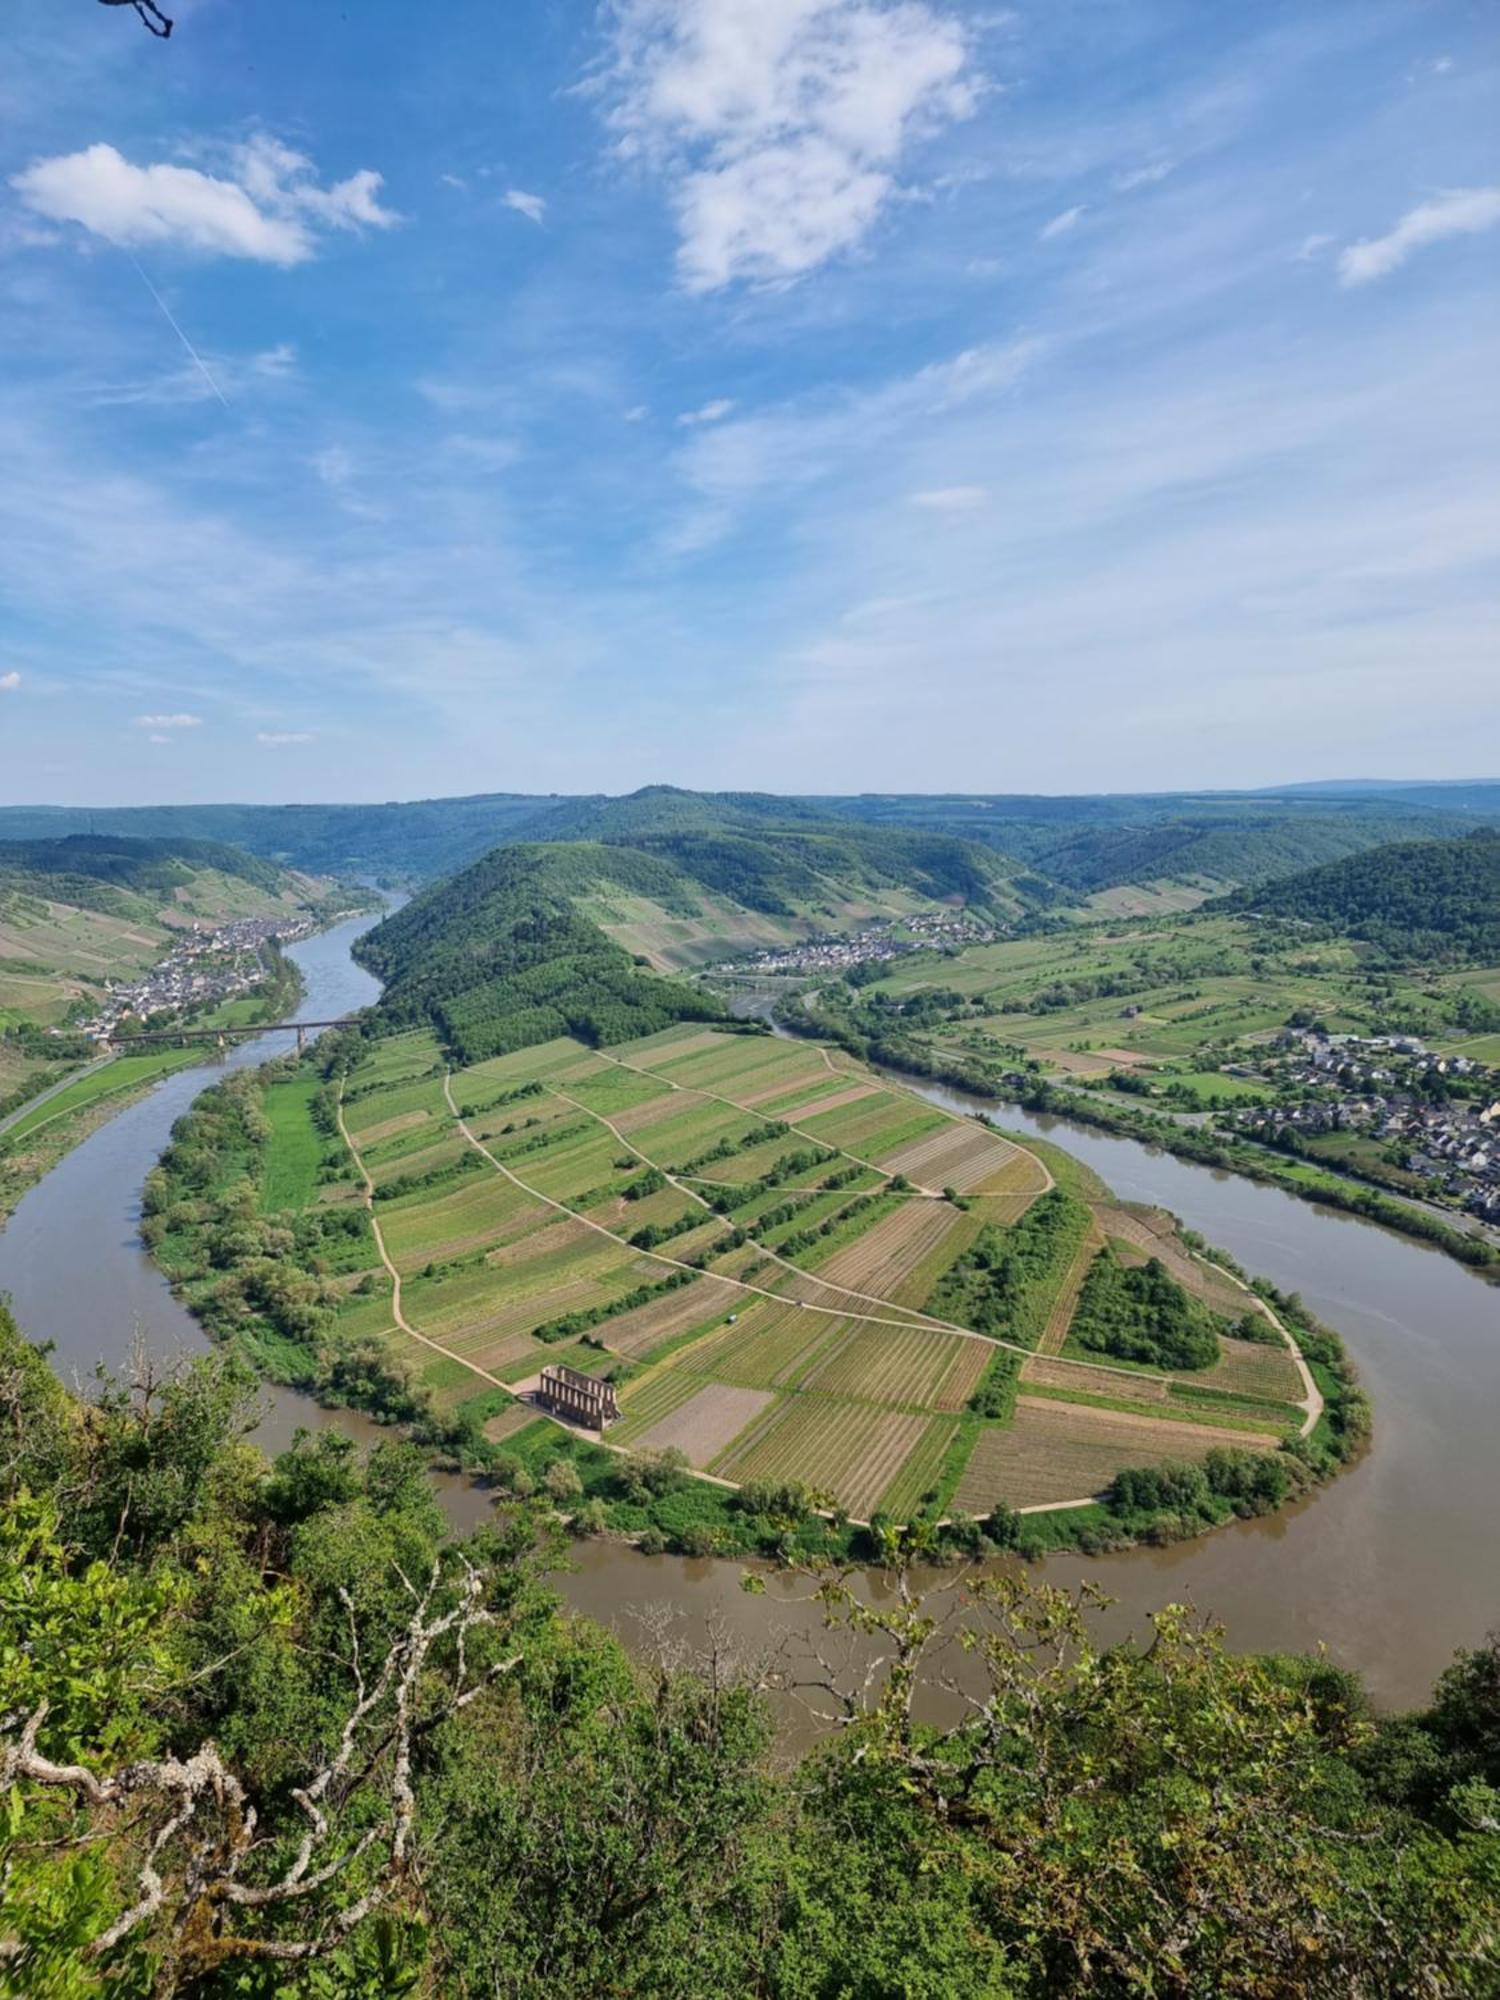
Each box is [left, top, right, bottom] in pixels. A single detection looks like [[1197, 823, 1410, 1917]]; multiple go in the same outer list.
[[0, 1055, 115, 1144]]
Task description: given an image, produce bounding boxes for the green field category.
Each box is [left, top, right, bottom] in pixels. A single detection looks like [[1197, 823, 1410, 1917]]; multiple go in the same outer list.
[[152, 1019, 1324, 1537]]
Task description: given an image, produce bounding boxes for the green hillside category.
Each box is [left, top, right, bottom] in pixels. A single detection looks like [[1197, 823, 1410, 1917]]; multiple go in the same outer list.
[[1214, 829, 1500, 963], [0, 836, 327, 1135], [0, 833, 285, 917], [356, 844, 726, 1062]]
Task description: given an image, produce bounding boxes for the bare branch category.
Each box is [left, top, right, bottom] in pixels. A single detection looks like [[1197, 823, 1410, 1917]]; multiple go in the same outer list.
[[1, 1552, 521, 1973]]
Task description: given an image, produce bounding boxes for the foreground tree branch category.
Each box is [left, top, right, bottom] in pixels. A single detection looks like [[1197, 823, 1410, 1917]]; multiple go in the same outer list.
[[1, 1552, 519, 1980], [98, 0, 173, 37]]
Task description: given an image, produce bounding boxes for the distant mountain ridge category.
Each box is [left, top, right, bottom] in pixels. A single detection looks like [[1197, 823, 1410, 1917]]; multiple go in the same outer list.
[[0, 781, 1494, 897]]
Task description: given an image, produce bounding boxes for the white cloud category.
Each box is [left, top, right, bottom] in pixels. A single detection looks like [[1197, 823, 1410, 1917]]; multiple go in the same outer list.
[[1339, 187, 1500, 286], [677, 396, 735, 426], [0, 670, 20, 691], [147, 734, 172, 745], [256, 730, 314, 745], [600, 0, 976, 290], [1114, 161, 1173, 192], [911, 484, 986, 509], [1296, 232, 1333, 261], [132, 712, 200, 729], [503, 188, 546, 224], [1039, 204, 1085, 240], [12, 135, 397, 266], [623, 404, 650, 422]]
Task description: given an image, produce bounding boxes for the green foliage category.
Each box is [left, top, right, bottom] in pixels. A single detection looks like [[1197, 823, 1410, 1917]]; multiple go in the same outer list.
[[0, 1303, 1495, 1994], [1214, 828, 1500, 962], [928, 1188, 1090, 1344], [1071, 1251, 1220, 1370]]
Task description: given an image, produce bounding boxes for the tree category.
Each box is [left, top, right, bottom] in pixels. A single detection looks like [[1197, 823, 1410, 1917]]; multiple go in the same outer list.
[[543, 1457, 583, 1507]]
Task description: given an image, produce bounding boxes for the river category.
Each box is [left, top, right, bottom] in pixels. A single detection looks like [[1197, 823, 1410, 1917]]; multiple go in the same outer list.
[[1, 919, 1496, 1710]]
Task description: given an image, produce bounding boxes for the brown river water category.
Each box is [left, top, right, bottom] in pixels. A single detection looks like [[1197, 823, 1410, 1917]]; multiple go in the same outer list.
[[1, 913, 1496, 1712]]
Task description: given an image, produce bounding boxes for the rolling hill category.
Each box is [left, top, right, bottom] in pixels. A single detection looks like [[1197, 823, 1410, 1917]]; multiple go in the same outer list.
[[1213, 829, 1500, 963], [0, 835, 328, 1113], [355, 844, 727, 1063]]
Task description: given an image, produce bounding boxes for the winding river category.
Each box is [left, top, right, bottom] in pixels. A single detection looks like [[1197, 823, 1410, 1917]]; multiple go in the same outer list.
[[2, 918, 1496, 1710]]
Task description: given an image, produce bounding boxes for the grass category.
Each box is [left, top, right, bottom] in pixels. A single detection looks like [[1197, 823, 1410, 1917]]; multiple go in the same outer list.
[[0, 1046, 202, 1145], [260, 1076, 328, 1212]]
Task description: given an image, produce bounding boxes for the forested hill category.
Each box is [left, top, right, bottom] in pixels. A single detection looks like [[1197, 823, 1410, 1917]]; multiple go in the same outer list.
[[0, 833, 287, 912], [523, 787, 1047, 918], [1214, 829, 1500, 962], [356, 844, 725, 1062]]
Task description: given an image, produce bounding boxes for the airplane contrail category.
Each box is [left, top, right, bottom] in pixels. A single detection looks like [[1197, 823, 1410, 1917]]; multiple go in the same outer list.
[[128, 254, 231, 412]]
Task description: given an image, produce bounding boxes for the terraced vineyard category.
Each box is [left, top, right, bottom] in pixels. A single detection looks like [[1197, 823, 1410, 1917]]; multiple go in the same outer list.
[[282, 1023, 1318, 1523]]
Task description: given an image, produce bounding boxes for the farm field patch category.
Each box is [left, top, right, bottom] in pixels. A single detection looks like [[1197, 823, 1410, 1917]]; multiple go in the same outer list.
[[954, 1399, 1268, 1513], [803, 1323, 989, 1412], [712, 1396, 933, 1519], [633, 1383, 776, 1467]]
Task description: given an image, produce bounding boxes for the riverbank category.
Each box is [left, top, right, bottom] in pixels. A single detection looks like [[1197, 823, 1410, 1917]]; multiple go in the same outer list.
[[771, 1007, 1500, 1283], [0, 927, 316, 1226]]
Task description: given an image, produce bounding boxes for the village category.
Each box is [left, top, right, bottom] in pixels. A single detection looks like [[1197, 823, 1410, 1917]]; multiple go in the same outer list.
[[74, 914, 314, 1044], [1225, 1028, 1500, 1224], [713, 909, 1002, 981]]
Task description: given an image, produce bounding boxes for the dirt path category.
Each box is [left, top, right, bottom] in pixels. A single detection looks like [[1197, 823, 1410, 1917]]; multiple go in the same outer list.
[[1094, 1204, 1321, 1435], [549, 1081, 968, 1337], [442, 1073, 1083, 1364], [336, 1085, 508, 1394]]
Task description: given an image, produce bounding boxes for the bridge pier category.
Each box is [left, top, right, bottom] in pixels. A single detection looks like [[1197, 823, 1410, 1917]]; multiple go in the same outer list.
[[296, 1024, 307, 1055]]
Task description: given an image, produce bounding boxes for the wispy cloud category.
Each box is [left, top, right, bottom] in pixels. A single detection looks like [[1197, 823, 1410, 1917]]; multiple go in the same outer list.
[[1114, 161, 1173, 192], [0, 670, 20, 692], [1339, 186, 1500, 285], [256, 730, 314, 746], [503, 188, 546, 224], [12, 134, 398, 266], [598, 0, 976, 290], [676, 396, 735, 426], [910, 484, 985, 509], [132, 712, 200, 729], [1039, 204, 1085, 240], [90, 342, 295, 411]]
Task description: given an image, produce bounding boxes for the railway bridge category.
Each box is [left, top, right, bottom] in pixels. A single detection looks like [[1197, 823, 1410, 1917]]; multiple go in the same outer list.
[[107, 1017, 359, 1057]]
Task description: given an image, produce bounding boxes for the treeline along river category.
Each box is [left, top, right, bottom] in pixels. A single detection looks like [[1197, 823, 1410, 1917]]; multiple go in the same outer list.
[[0, 911, 1495, 1709]]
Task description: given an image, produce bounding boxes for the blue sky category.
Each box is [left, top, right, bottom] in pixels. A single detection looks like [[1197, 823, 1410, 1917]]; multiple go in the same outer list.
[[0, 0, 1496, 804]]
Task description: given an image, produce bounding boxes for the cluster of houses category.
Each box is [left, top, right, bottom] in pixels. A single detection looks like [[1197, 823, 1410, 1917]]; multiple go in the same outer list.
[[714, 911, 1000, 982], [1228, 1030, 1500, 1223], [75, 915, 312, 1044]]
